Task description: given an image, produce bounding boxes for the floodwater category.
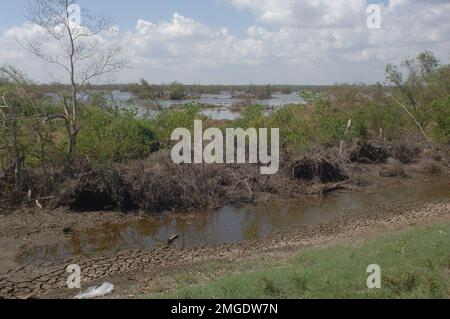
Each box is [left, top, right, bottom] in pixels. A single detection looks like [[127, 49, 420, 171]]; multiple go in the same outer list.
[[44, 91, 302, 121], [113, 91, 302, 120], [201, 107, 240, 121], [17, 179, 450, 264], [116, 91, 302, 108]]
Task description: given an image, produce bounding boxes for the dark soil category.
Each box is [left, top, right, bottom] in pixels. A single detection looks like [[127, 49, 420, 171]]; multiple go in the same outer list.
[[61, 169, 136, 212]]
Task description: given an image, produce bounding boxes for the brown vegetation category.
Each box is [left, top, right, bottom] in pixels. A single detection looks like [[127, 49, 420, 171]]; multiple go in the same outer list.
[[292, 157, 347, 183], [56, 151, 303, 213], [349, 141, 390, 164], [380, 159, 409, 178]]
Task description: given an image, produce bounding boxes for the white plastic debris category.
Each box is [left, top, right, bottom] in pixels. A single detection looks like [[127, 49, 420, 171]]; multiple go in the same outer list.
[[74, 282, 114, 299]]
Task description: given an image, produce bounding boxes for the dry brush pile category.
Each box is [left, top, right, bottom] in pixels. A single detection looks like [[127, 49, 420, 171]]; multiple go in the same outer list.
[[1, 139, 448, 214]]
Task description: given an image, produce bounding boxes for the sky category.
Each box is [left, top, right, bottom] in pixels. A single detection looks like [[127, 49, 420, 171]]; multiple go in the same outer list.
[[0, 0, 449, 85]]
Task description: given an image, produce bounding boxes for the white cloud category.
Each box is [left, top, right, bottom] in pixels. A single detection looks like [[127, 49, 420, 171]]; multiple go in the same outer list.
[[0, 0, 449, 84], [229, 0, 368, 28]]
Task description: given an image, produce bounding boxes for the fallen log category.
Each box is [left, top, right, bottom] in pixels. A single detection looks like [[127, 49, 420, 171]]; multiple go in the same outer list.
[[321, 181, 352, 196], [167, 234, 179, 246]]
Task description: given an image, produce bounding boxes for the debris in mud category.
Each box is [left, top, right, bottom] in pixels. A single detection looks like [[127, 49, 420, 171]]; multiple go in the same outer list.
[[4, 140, 444, 216], [380, 159, 409, 178], [419, 159, 443, 175], [349, 141, 390, 164], [319, 181, 352, 196], [392, 144, 420, 164], [74, 282, 114, 299], [167, 234, 179, 246], [292, 158, 347, 183], [57, 153, 263, 214], [422, 148, 444, 162], [1, 167, 64, 210], [60, 168, 136, 212]]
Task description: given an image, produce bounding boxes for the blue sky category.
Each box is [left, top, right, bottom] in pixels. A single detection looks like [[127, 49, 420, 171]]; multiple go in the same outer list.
[[0, 0, 447, 84], [0, 0, 255, 34], [0, 0, 390, 33]]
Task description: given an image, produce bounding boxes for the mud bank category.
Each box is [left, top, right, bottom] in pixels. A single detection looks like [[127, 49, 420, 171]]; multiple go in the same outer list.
[[0, 195, 449, 299], [12, 178, 450, 265]]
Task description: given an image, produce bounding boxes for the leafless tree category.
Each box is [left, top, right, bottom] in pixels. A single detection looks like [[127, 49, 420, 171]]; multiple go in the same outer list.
[[23, 0, 127, 163]]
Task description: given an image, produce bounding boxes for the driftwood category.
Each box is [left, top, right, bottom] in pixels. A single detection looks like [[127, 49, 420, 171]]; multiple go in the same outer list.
[[320, 181, 352, 196], [38, 195, 57, 201], [167, 234, 179, 246]]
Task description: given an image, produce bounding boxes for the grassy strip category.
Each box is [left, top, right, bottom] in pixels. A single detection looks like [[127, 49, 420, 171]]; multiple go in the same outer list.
[[148, 223, 450, 299]]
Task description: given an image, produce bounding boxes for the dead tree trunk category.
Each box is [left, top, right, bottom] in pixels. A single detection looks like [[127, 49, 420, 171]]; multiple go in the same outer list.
[[339, 119, 352, 158]]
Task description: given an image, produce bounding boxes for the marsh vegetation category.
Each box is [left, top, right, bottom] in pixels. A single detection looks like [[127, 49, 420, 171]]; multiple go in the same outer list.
[[1, 51, 449, 214]]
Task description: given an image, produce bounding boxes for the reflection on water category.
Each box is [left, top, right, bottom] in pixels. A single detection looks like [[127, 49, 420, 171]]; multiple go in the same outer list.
[[17, 179, 450, 264]]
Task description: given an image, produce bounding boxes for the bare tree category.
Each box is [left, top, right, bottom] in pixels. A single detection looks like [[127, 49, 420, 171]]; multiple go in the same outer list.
[[23, 0, 127, 164]]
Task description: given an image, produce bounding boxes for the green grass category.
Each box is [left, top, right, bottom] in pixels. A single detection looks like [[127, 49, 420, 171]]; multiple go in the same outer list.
[[148, 223, 450, 299]]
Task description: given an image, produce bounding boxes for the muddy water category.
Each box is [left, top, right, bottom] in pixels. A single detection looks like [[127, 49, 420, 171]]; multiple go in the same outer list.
[[17, 179, 450, 264]]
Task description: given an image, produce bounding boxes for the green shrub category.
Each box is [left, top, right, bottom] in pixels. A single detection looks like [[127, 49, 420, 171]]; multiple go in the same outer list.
[[0, 83, 61, 169], [427, 95, 450, 144], [315, 114, 347, 144], [169, 81, 186, 100], [300, 90, 328, 105], [152, 103, 202, 146], [310, 100, 346, 145], [269, 105, 313, 151], [76, 107, 157, 162], [247, 85, 272, 99], [350, 102, 408, 140], [238, 104, 266, 129]]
